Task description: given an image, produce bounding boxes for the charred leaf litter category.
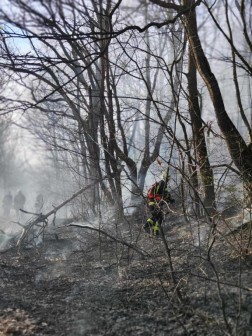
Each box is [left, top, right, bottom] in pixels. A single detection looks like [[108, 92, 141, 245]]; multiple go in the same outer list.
[[1, 215, 252, 335]]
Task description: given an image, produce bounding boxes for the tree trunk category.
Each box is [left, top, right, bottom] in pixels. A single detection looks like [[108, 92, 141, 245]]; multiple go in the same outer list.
[[188, 44, 216, 216], [182, 0, 252, 191]]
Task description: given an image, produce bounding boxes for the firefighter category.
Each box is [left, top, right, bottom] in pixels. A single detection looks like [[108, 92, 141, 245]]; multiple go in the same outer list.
[[35, 193, 44, 213], [144, 171, 175, 236], [14, 190, 26, 220]]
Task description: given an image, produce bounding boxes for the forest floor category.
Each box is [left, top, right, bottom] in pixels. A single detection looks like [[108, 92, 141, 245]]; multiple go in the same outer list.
[[0, 211, 252, 336]]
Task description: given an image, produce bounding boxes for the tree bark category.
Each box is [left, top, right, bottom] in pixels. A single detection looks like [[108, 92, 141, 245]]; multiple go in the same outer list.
[[151, 0, 252, 191], [188, 44, 216, 216], [182, 0, 252, 189]]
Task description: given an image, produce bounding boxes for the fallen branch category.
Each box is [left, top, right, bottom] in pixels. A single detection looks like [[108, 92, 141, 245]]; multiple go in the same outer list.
[[17, 176, 108, 249], [68, 223, 252, 296], [19, 209, 40, 216], [68, 223, 146, 257], [11, 221, 25, 228]]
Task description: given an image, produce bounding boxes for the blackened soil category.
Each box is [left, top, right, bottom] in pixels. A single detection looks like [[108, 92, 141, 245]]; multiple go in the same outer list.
[[1, 219, 252, 336]]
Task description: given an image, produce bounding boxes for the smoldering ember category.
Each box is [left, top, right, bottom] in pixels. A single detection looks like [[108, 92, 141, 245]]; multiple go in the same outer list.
[[0, 0, 252, 335]]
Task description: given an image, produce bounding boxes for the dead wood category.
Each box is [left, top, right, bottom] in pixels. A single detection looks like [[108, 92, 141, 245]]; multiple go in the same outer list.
[[68, 223, 146, 257], [16, 176, 108, 250]]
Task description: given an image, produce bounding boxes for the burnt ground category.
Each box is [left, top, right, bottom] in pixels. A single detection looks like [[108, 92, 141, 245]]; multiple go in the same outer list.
[[1, 214, 252, 336]]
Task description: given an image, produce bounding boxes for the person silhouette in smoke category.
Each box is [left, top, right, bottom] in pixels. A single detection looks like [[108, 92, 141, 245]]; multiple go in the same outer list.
[[35, 192, 44, 213], [14, 190, 26, 220], [2, 191, 13, 218]]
